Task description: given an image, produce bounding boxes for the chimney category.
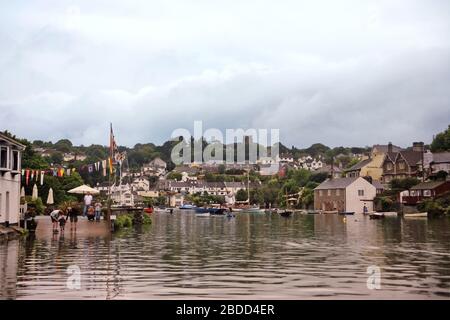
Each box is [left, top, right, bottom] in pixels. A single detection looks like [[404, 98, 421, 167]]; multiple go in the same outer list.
[[388, 142, 393, 153], [412, 141, 424, 153]]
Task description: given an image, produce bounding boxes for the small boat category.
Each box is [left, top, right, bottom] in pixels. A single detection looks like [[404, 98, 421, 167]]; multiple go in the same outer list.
[[307, 210, 321, 215], [154, 207, 174, 214], [369, 213, 385, 220], [245, 207, 265, 214], [179, 204, 197, 210], [209, 208, 227, 216], [404, 212, 428, 218], [378, 212, 398, 217], [279, 210, 293, 218], [338, 212, 355, 216], [195, 208, 211, 217]]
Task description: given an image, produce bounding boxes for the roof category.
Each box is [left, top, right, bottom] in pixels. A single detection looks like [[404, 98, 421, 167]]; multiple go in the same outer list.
[[315, 177, 360, 190], [399, 150, 423, 166], [346, 158, 372, 172], [432, 152, 450, 164], [371, 180, 385, 190], [410, 181, 449, 190], [372, 144, 403, 154], [0, 132, 26, 149]]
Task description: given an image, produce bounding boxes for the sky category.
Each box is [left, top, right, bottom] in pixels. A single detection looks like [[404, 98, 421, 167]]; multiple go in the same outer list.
[[0, 0, 449, 148]]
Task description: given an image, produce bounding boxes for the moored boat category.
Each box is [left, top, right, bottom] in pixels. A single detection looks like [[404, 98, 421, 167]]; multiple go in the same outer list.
[[369, 212, 385, 220], [404, 212, 428, 218], [179, 204, 197, 210], [338, 212, 355, 216], [279, 210, 293, 218]]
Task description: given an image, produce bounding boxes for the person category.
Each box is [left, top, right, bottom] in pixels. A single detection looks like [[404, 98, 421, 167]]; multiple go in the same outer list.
[[58, 211, 67, 233], [363, 203, 368, 215], [83, 192, 93, 217], [50, 209, 61, 233], [87, 206, 95, 221], [94, 202, 102, 222], [67, 206, 78, 231]]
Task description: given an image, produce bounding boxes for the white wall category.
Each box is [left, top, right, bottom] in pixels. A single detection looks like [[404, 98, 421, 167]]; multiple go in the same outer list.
[[0, 172, 21, 225], [345, 177, 376, 213]]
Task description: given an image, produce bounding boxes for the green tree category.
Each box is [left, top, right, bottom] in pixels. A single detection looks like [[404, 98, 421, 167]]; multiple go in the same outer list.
[[431, 125, 450, 152], [54, 139, 73, 152], [236, 189, 248, 202], [390, 178, 420, 190]]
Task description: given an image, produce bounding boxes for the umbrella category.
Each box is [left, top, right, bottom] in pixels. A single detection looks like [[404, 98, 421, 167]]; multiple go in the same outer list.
[[68, 184, 100, 195], [32, 184, 38, 200], [20, 186, 25, 198], [47, 188, 54, 205]]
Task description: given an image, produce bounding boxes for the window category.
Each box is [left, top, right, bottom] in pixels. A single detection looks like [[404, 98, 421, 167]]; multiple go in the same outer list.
[[11, 150, 20, 171], [0, 146, 9, 169], [386, 163, 393, 170], [336, 189, 341, 196], [423, 190, 431, 197], [358, 190, 364, 197], [327, 190, 331, 196], [319, 190, 323, 196], [399, 162, 405, 170]]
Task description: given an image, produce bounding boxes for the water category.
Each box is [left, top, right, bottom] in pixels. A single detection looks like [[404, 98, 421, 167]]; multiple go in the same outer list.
[[1, 212, 450, 300]]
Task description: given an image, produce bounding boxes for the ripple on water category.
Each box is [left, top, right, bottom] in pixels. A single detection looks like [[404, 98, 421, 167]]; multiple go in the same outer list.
[[1, 213, 450, 299]]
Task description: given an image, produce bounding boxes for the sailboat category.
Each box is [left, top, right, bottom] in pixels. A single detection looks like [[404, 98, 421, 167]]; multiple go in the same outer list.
[[279, 188, 293, 218]]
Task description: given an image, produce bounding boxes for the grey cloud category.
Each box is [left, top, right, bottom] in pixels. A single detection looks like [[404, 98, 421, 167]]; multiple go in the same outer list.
[[0, 0, 449, 148]]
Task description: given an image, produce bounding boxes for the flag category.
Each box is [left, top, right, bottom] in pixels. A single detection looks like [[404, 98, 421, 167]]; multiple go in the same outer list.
[[102, 160, 107, 176], [110, 123, 118, 161], [108, 157, 113, 174]]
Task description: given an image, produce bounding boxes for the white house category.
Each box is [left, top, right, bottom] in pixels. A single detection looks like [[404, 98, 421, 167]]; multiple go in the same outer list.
[[131, 177, 150, 192], [314, 177, 376, 213], [0, 133, 25, 226]]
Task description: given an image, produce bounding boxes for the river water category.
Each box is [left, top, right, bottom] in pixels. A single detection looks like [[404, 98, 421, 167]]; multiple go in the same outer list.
[[1, 212, 450, 300]]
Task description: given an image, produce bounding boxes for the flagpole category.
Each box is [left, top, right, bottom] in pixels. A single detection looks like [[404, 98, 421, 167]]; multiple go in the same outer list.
[[107, 123, 112, 222]]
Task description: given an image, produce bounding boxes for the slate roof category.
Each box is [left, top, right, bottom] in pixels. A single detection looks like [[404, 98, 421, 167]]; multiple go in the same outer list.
[[432, 152, 450, 164], [346, 158, 372, 171], [410, 181, 448, 190], [315, 177, 360, 190]]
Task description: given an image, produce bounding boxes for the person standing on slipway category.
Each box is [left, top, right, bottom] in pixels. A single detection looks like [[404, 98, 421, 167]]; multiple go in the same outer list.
[[83, 192, 93, 217]]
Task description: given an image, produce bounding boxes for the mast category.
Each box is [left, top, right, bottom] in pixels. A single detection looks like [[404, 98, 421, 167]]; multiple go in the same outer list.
[[247, 169, 250, 206]]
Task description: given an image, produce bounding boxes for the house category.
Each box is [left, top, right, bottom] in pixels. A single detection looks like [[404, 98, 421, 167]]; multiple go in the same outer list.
[[63, 153, 87, 162], [259, 164, 280, 176], [142, 157, 167, 177], [345, 143, 403, 180], [314, 177, 377, 213], [131, 177, 150, 192], [0, 133, 26, 226], [429, 152, 450, 178], [402, 181, 450, 205], [315, 165, 342, 179], [279, 153, 294, 163], [371, 180, 385, 195], [381, 142, 424, 183]]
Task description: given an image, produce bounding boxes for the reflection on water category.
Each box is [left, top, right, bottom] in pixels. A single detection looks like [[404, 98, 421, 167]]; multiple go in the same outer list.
[[1, 213, 450, 300]]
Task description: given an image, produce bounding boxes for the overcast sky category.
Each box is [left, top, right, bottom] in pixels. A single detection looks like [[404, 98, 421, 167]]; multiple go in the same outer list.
[[0, 0, 449, 148]]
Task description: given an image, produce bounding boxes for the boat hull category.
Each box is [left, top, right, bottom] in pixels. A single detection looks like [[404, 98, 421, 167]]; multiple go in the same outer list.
[[404, 212, 428, 218]]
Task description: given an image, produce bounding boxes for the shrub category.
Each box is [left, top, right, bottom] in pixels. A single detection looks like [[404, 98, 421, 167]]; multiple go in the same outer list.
[[142, 214, 152, 225], [418, 200, 445, 217], [114, 214, 133, 229]]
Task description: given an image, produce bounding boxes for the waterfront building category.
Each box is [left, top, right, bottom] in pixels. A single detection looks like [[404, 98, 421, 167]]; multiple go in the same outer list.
[[381, 142, 425, 183], [345, 143, 403, 180], [314, 177, 377, 213], [429, 152, 450, 178], [402, 181, 450, 205], [0, 133, 25, 226]]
